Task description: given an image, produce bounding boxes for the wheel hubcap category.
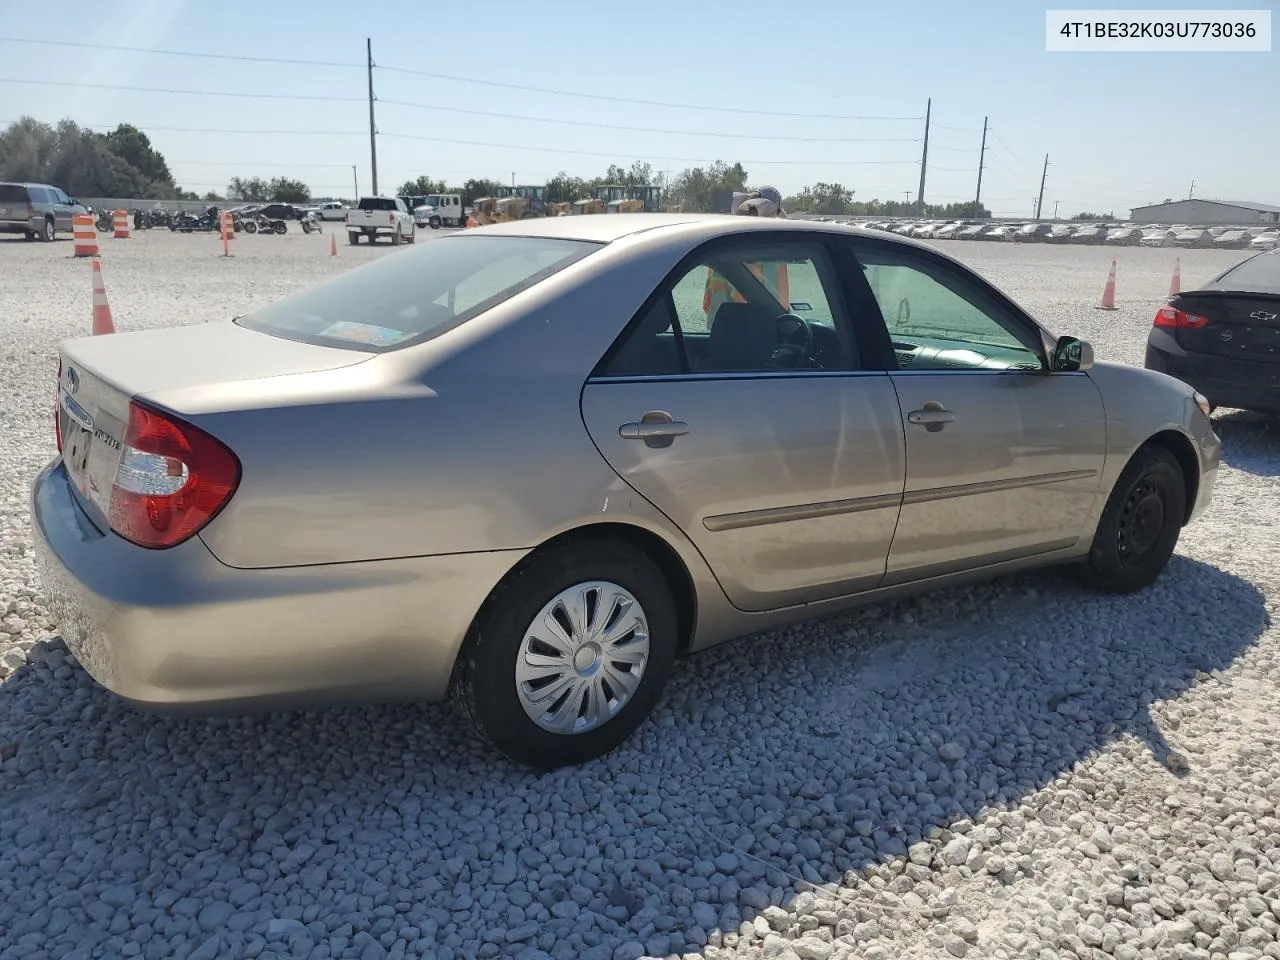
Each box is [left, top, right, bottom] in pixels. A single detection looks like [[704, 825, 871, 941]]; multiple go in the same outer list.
[[515, 581, 649, 735], [1118, 479, 1166, 560]]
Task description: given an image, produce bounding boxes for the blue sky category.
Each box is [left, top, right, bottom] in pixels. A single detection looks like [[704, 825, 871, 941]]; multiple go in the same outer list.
[[2, 0, 1276, 217]]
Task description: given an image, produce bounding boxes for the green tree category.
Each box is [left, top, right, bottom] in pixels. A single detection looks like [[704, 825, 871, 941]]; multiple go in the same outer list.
[[462, 178, 502, 206], [784, 182, 856, 216], [398, 175, 449, 196], [269, 177, 311, 203], [101, 123, 173, 186], [545, 171, 587, 203], [666, 161, 749, 212], [227, 176, 270, 201]]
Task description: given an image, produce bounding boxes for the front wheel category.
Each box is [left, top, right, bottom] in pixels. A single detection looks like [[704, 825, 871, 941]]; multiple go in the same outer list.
[[244, 220, 257, 234], [273, 221, 287, 234], [452, 539, 678, 770], [1083, 445, 1186, 594], [429, 215, 441, 229], [41, 217, 56, 242]]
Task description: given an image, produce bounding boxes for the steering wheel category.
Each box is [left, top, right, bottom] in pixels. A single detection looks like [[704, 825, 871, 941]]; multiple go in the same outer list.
[[772, 313, 815, 367]]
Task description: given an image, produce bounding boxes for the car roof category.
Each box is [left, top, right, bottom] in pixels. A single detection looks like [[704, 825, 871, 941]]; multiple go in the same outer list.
[[468, 211, 896, 245]]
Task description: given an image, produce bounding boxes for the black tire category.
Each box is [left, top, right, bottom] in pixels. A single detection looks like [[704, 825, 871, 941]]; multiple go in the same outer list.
[[406, 228, 416, 244], [452, 538, 678, 770], [273, 221, 287, 235], [1083, 445, 1186, 594], [41, 216, 55, 242], [348, 232, 359, 245], [244, 221, 257, 234], [429, 215, 441, 230], [24, 230, 36, 241]]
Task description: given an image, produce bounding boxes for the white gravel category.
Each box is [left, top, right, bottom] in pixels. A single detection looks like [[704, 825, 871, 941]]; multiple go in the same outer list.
[[2, 229, 1279, 960]]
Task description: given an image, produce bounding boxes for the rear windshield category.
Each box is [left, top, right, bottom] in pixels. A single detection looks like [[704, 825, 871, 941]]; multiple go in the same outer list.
[[235, 234, 601, 351], [1213, 251, 1280, 294], [0, 184, 29, 203], [359, 197, 399, 211]]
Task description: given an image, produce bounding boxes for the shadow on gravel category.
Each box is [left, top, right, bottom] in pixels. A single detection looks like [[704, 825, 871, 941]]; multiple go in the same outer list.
[[0, 556, 1267, 960], [1214, 410, 1280, 477]]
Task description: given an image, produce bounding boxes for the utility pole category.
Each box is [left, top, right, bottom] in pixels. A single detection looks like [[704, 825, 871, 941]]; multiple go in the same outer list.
[[351, 165, 358, 202], [366, 38, 378, 196], [974, 116, 988, 212], [1053, 200, 1060, 219], [915, 98, 931, 217], [1035, 154, 1049, 221], [1188, 179, 1195, 199]]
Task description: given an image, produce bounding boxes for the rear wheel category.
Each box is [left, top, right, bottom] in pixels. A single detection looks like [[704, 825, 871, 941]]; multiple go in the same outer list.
[[452, 538, 678, 770], [1083, 445, 1186, 594], [273, 221, 287, 235], [41, 216, 55, 242], [348, 231, 359, 245]]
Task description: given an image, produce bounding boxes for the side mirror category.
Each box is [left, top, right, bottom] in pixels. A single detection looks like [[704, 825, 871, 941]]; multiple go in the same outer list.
[[1052, 335, 1094, 372]]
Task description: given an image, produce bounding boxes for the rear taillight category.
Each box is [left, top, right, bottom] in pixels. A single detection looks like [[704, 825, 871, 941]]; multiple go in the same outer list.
[[1153, 305, 1208, 329], [107, 401, 241, 549], [54, 359, 63, 453], [28, 202, 36, 218]]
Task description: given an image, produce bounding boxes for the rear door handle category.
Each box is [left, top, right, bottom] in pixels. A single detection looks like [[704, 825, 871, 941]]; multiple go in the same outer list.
[[619, 411, 689, 448], [907, 401, 955, 431]]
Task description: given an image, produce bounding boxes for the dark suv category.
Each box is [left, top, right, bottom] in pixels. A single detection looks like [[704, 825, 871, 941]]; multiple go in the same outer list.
[[0, 182, 88, 241]]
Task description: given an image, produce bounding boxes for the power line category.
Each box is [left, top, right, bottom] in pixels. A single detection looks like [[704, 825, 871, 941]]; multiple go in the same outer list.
[[0, 77, 365, 103], [380, 131, 920, 167], [376, 98, 922, 143], [0, 36, 923, 122], [0, 35, 359, 68], [376, 65, 922, 121]]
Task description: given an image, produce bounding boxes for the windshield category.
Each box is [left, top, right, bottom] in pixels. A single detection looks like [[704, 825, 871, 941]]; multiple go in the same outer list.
[[235, 235, 601, 352]]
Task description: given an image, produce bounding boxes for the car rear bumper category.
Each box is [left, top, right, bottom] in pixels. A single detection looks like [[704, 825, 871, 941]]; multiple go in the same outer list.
[[31, 458, 526, 711], [1146, 332, 1280, 415], [0, 217, 39, 233]]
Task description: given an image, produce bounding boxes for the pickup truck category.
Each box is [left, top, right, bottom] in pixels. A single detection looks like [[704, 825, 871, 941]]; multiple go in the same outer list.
[[346, 196, 416, 245]]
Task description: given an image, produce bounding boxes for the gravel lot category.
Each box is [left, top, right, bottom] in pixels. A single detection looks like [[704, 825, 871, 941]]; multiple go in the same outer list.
[[1, 228, 1279, 960]]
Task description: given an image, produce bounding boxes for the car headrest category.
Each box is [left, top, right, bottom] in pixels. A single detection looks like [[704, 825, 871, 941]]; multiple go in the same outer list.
[[709, 301, 777, 371]]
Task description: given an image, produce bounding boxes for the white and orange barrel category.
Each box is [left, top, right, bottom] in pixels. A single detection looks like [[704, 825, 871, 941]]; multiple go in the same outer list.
[[112, 209, 130, 239], [73, 214, 99, 257]]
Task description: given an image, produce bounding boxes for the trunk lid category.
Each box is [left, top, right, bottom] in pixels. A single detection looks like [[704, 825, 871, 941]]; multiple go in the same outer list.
[[56, 320, 371, 526], [1172, 291, 1280, 363]]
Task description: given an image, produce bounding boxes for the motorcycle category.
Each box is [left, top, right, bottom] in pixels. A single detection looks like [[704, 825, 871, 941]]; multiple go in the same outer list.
[[299, 211, 323, 234], [242, 214, 287, 235], [95, 209, 113, 232]]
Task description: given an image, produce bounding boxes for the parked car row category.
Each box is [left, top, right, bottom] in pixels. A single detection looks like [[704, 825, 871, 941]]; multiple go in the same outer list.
[[828, 216, 1279, 251]]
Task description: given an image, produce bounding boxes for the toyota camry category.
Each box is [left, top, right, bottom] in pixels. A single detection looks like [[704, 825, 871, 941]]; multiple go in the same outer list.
[[33, 214, 1219, 769]]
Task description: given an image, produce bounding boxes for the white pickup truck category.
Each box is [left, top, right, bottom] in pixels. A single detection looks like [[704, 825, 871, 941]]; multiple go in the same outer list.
[[346, 196, 416, 245]]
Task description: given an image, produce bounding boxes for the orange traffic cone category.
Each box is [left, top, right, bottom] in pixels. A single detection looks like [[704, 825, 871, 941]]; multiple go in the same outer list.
[[1168, 257, 1181, 297], [330, 233, 337, 257], [1095, 259, 1118, 311], [91, 260, 116, 335]]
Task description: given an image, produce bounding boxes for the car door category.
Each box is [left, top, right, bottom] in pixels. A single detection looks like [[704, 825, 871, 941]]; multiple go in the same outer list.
[[581, 235, 906, 613], [843, 237, 1108, 583], [45, 187, 71, 231]]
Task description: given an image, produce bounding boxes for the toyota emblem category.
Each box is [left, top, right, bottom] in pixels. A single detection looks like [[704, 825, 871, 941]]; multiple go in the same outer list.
[[64, 365, 80, 394]]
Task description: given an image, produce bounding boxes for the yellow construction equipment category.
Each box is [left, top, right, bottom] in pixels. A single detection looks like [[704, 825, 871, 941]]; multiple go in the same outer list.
[[592, 184, 663, 212], [607, 198, 645, 214], [573, 198, 606, 215], [549, 201, 573, 216], [471, 197, 500, 225]]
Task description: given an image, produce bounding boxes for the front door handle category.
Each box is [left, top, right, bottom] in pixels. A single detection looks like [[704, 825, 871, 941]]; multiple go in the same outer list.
[[619, 411, 689, 448], [907, 401, 955, 432]]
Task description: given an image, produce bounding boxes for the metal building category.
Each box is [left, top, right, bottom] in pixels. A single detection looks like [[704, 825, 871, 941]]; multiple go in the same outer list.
[[1129, 199, 1280, 226]]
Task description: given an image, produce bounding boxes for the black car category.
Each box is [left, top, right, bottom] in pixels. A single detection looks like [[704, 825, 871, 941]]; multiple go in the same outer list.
[[1145, 249, 1280, 414]]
